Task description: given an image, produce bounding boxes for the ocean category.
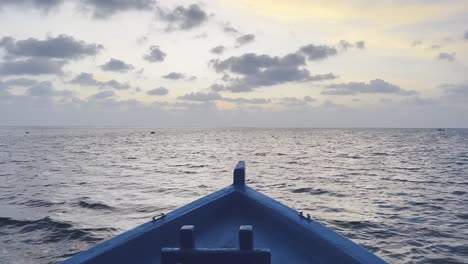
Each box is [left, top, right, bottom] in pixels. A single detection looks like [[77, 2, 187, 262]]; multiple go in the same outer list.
[[0, 127, 467, 263]]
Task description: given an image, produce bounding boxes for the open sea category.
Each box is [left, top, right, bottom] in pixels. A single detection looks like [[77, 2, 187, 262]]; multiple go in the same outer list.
[[0, 127, 467, 263]]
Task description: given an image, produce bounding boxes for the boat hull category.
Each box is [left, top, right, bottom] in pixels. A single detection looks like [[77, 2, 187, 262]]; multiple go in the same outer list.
[[64, 161, 386, 264]]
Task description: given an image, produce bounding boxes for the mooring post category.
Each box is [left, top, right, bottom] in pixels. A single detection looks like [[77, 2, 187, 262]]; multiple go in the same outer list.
[[239, 225, 254, 250], [180, 225, 195, 249], [233, 161, 246, 187]]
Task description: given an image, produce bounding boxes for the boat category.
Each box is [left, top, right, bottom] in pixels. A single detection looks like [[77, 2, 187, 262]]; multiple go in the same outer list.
[[64, 161, 386, 264]]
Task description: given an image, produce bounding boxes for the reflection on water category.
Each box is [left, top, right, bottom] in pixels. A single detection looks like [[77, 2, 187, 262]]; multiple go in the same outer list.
[[0, 128, 467, 263]]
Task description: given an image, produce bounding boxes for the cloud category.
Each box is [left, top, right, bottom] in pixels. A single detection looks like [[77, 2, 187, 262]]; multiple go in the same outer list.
[[143, 45, 166, 62], [222, 23, 238, 34], [437, 52, 455, 61], [338, 40, 365, 50], [177, 91, 271, 104], [100, 58, 134, 72], [177, 92, 222, 101], [209, 51, 336, 92], [147, 87, 169, 96], [441, 81, 468, 99], [162, 72, 184, 80], [26, 81, 72, 97], [210, 45, 225, 55], [0, 0, 63, 11], [2, 78, 39, 86], [303, 96, 315, 102], [161, 72, 196, 81], [222, 97, 271, 104], [79, 0, 156, 19], [0, 58, 65, 75], [0, 35, 102, 60], [157, 4, 208, 31], [88, 90, 115, 100], [236, 34, 255, 46], [338, 40, 353, 50], [322, 79, 417, 96], [298, 44, 337, 61], [464, 30, 468, 40], [355, 41, 366, 49], [308, 73, 338, 81], [70, 72, 131, 90]]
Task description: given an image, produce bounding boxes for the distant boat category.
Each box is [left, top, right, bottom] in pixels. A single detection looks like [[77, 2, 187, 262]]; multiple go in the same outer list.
[[150, 131, 156, 134], [436, 128, 445, 131], [64, 161, 386, 264]]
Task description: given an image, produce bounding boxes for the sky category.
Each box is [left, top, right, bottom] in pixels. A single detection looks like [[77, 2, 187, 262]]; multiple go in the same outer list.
[[0, 0, 467, 127]]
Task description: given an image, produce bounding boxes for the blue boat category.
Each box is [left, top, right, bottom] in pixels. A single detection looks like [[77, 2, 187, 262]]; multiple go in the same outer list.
[[64, 161, 386, 264]]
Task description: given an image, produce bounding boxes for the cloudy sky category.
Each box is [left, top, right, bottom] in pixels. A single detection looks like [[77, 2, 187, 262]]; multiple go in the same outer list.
[[0, 0, 467, 127]]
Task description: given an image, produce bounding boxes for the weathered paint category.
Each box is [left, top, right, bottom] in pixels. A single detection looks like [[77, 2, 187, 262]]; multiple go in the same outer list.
[[63, 161, 387, 264]]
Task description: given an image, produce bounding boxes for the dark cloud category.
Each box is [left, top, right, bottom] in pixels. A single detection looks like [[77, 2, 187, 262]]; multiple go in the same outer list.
[[88, 90, 116, 100], [26, 81, 71, 97], [80, 0, 156, 19], [211, 53, 282, 75], [157, 4, 208, 31], [236, 34, 255, 46], [322, 79, 417, 96], [303, 96, 315, 102], [147, 87, 169, 96], [143, 45, 166, 62], [210, 51, 335, 92], [437, 52, 455, 61], [70, 72, 130, 90], [177, 92, 222, 101], [162, 72, 184, 80], [0, 0, 63, 11], [210, 45, 226, 55], [355, 41, 366, 49], [0, 35, 102, 60], [100, 58, 134, 72], [0, 58, 65, 75], [298, 44, 337, 61]]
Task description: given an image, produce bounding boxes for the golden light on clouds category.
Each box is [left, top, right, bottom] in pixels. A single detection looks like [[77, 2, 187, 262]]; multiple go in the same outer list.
[[230, 0, 466, 27]]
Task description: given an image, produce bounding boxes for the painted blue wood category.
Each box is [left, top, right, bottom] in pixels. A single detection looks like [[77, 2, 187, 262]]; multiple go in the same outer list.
[[161, 248, 271, 264], [239, 225, 253, 250], [233, 160, 245, 187], [63, 161, 387, 264], [161, 224, 270, 264]]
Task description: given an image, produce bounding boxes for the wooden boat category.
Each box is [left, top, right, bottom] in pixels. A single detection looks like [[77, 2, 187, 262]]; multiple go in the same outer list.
[[64, 161, 386, 263]]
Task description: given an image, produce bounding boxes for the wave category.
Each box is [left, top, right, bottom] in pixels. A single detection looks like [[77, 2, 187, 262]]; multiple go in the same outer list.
[[77, 200, 114, 210], [291, 187, 328, 195], [18, 199, 65, 208], [0, 216, 113, 243]]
